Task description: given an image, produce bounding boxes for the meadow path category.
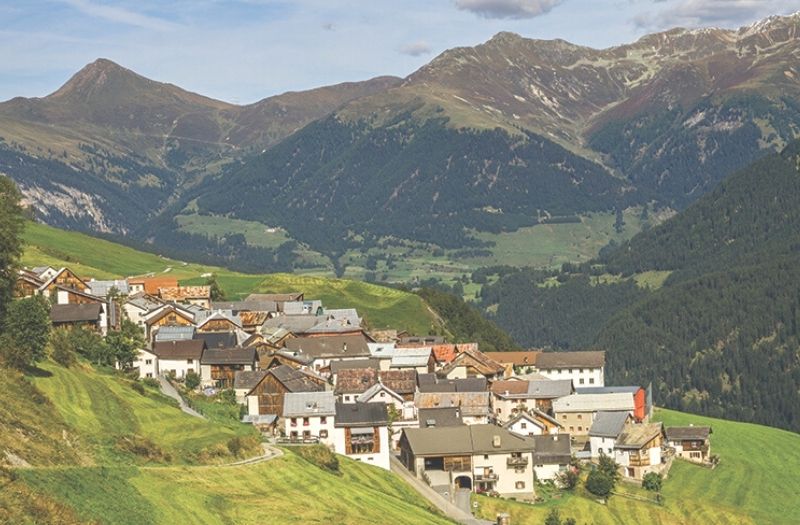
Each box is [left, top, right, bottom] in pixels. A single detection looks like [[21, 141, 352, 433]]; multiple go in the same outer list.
[[158, 375, 205, 419]]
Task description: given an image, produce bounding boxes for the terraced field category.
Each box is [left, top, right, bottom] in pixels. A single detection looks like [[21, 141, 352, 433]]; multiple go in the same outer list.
[[474, 408, 800, 525]]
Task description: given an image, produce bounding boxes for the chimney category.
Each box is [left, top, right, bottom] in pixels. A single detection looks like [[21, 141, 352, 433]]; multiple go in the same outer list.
[[492, 435, 501, 448]]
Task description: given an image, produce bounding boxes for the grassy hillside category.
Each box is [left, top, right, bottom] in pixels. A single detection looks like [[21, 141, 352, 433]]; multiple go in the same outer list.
[[21, 221, 438, 333], [475, 408, 800, 525], [0, 362, 451, 525]]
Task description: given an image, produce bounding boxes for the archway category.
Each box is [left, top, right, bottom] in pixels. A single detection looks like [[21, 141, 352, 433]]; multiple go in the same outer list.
[[454, 475, 472, 490]]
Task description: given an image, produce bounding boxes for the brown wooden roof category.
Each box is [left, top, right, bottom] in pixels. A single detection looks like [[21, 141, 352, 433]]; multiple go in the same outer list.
[[483, 351, 542, 367], [535, 351, 605, 369]]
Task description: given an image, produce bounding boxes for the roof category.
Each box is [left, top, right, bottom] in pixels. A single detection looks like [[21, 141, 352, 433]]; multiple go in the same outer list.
[[125, 293, 163, 312], [234, 370, 268, 391], [665, 426, 712, 441], [483, 351, 542, 367], [417, 376, 488, 393], [552, 393, 635, 413], [263, 365, 326, 394], [399, 336, 445, 345], [379, 370, 417, 395], [128, 276, 178, 295], [535, 351, 605, 369], [532, 434, 571, 464], [438, 348, 504, 378], [368, 342, 396, 359], [212, 300, 278, 313], [491, 379, 573, 399], [284, 335, 371, 359], [335, 368, 378, 394], [418, 407, 464, 428], [238, 311, 270, 327], [402, 425, 534, 456], [283, 392, 336, 417], [323, 308, 361, 325], [262, 314, 323, 334], [88, 279, 129, 297], [414, 392, 491, 417], [503, 409, 562, 431], [358, 383, 403, 404], [306, 318, 362, 334], [196, 332, 239, 350], [390, 347, 432, 368], [589, 411, 631, 438], [330, 359, 381, 374], [576, 386, 642, 395], [334, 402, 389, 427], [197, 311, 242, 330], [201, 347, 258, 365], [242, 414, 277, 425], [158, 286, 210, 301], [154, 325, 196, 342], [153, 339, 205, 360], [50, 303, 103, 323], [616, 423, 664, 450]]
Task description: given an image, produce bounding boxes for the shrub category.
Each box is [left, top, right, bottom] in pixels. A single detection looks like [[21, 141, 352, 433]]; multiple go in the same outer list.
[[643, 472, 663, 492], [597, 452, 621, 483], [219, 389, 237, 404], [184, 371, 201, 390], [49, 328, 76, 367], [226, 435, 260, 458], [585, 470, 614, 498], [142, 377, 160, 389], [296, 445, 340, 474], [116, 435, 172, 463], [557, 468, 579, 490], [130, 381, 145, 395]]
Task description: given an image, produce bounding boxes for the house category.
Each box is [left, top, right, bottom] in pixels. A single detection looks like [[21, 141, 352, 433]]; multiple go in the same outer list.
[[357, 382, 414, 420], [414, 392, 492, 425], [37, 267, 90, 296], [158, 286, 212, 309], [532, 434, 572, 482], [333, 402, 391, 470], [665, 426, 713, 464], [390, 347, 435, 374], [437, 347, 504, 380], [152, 339, 205, 379], [589, 411, 633, 458], [577, 386, 649, 422], [200, 347, 259, 388], [283, 335, 372, 373], [490, 379, 573, 423], [418, 407, 464, 428], [196, 312, 242, 333], [614, 422, 665, 480], [334, 368, 417, 404], [283, 391, 336, 445], [367, 342, 396, 370], [144, 305, 195, 342], [154, 325, 195, 343], [15, 270, 44, 298], [123, 293, 164, 328], [245, 365, 326, 417], [399, 425, 535, 496], [30, 266, 58, 281], [503, 410, 563, 437], [128, 276, 178, 296], [552, 393, 635, 436], [233, 370, 268, 404], [132, 348, 159, 378], [50, 303, 105, 333], [87, 279, 129, 298], [535, 351, 605, 388], [483, 351, 542, 377], [237, 311, 271, 333]]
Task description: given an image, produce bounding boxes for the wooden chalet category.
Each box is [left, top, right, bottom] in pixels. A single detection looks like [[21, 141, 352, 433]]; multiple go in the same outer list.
[[200, 347, 259, 388], [38, 267, 90, 296], [197, 312, 242, 333], [437, 347, 505, 380], [245, 365, 326, 417]]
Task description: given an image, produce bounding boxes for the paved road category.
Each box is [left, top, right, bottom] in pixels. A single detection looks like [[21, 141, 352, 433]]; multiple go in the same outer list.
[[389, 456, 493, 525], [158, 375, 205, 419]]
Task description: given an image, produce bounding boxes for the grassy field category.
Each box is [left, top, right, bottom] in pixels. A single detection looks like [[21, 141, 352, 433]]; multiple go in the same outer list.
[[21, 221, 439, 333], [474, 408, 800, 525]]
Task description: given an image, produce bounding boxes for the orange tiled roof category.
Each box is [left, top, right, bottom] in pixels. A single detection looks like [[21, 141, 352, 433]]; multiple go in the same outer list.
[[130, 277, 178, 295], [158, 285, 211, 301]]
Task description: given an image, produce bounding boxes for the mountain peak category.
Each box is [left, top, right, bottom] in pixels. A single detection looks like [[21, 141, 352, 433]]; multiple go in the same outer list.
[[47, 58, 149, 101]]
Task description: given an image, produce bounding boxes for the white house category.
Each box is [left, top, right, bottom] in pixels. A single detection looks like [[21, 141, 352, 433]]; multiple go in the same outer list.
[[552, 392, 635, 436], [390, 347, 434, 374], [284, 392, 336, 446], [333, 402, 391, 471], [532, 434, 572, 482], [132, 348, 159, 379], [503, 410, 563, 438], [151, 339, 205, 379], [535, 351, 605, 388], [357, 382, 414, 420], [614, 422, 665, 480], [589, 411, 633, 458], [123, 293, 163, 328]]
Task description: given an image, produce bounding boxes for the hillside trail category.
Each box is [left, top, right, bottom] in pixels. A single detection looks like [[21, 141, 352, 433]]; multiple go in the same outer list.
[[158, 375, 205, 419]]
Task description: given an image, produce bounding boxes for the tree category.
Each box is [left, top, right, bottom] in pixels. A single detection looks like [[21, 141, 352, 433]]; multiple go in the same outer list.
[[585, 470, 614, 498], [0, 176, 24, 323], [1, 296, 51, 369], [205, 274, 226, 301], [597, 452, 621, 483], [642, 472, 663, 492], [556, 468, 579, 490], [544, 508, 562, 525], [184, 370, 201, 390], [68, 327, 108, 365], [106, 319, 144, 369], [49, 328, 77, 367]]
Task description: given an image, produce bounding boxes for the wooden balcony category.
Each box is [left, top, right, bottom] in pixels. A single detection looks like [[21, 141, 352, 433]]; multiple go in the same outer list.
[[507, 456, 529, 467], [628, 454, 651, 467], [474, 472, 499, 482]]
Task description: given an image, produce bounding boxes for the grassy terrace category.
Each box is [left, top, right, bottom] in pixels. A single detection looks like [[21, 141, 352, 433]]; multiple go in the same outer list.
[[474, 408, 800, 525], [21, 221, 438, 333]]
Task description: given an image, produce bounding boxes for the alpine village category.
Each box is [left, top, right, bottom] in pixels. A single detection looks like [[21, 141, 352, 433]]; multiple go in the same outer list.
[[1, 4, 800, 525]]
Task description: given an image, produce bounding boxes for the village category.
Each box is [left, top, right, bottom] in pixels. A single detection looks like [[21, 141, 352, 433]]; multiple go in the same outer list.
[[15, 265, 716, 516]]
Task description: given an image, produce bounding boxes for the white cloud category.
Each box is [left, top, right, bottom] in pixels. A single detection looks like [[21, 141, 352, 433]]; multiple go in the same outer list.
[[60, 0, 180, 31], [454, 0, 563, 19], [399, 40, 432, 56], [634, 0, 799, 30]]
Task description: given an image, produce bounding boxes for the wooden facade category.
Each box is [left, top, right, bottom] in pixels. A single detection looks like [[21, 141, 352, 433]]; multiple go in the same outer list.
[[249, 373, 289, 416], [344, 427, 381, 455], [198, 318, 240, 333], [41, 268, 89, 294]]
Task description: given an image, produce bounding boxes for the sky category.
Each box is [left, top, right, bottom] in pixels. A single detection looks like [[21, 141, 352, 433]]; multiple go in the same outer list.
[[0, 0, 798, 104]]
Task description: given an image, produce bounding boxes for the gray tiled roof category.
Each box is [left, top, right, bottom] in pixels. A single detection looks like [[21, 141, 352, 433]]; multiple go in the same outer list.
[[201, 347, 258, 365], [536, 351, 605, 369], [234, 370, 268, 390], [532, 434, 571, 464], [588, 411, 630, 438], [418, 407, 464, 428], [283, 392, 336, 417], [402, 425, 534, 456], [50, 303, 103, 323], [334, 402, 388, 427], [665, 426, 712, 441], [154, 325, 195, 342]]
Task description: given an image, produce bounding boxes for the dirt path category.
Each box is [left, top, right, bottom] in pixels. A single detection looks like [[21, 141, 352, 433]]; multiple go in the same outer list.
[[158, 376, 205, 419]]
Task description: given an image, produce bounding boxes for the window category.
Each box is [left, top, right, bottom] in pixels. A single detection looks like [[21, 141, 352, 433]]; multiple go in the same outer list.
[[562, 414, 567, 420], [484, 454, 489, 460], [145, 359, 152, 365], [578, 426, 582, 431], [521, 422, 527, 429], [569, 426, 574, 432], [319, 430, 328, 438], [589, 378, 595, 384], [303, 430, 311, 439], [146, 373, 152, 378], [320, 416, 327, 424], [290, 418, 297, 427], [290, 431, 298, 439], [380, 392, 385, 398], [580, 368, 584, 373], [187, 359, 193, 364], [344, 396, 350, 402], [515, 481, 525, 490], [579, 378, 585, 385], [496, 408, 502, 414], [577, 414, 582, 420], [303, 417, 309, 426]]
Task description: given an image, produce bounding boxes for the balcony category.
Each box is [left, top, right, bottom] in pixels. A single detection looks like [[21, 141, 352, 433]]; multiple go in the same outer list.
[[507, 456, 529, 467], [474, 472, 499, 482]]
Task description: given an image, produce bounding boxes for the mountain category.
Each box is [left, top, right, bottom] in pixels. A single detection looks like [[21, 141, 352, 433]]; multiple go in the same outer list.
[[0, 59, 400, 232], [481, 139, 800, 431]]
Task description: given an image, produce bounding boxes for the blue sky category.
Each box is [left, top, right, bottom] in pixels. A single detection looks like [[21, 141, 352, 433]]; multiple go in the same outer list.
[[1, 0, 797, 104]]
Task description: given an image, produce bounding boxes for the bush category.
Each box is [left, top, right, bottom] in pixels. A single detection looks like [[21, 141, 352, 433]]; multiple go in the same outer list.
[[557, 468, 579, 490], [597, 452, 621, 483], [142, 377, 160, 389], [130, 381, 145, 395], [219, 389, 237, 404], [184, 371, 201, 390], [49, 329, 77, 367], [295, 445, 340, 474], [643, 472, 663, 492], [585, 470, 614, 498], [116, 435, 172, 463], [226, 435, 260, 458]]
